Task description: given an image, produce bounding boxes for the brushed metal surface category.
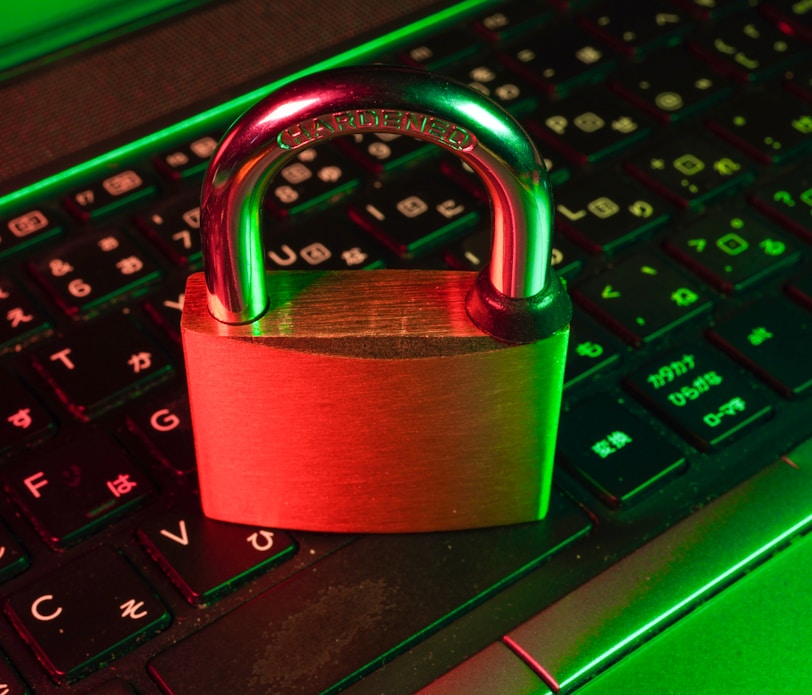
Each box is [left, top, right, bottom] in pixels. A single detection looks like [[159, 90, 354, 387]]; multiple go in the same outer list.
[[182, 270, 569, 532]]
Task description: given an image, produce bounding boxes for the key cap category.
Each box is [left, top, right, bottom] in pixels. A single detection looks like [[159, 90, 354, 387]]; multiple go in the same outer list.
[[30, 228, 161, 317], [664, 210, 800, 293], [0, 521, 29, 583], [0, 276, 52, 353], [0, 368, 55, 456], [624, 346, 773, 450], [265, 210, 387, 270], [673, 207, 798, 280], [265, 145, 361, 217], [154, 134, 219, 181], [707, 296, 812, 398], [689, 14, 808, 83], [579, 0, 692, 56], [447, 56, 539, 114], [527, 88, 654, 164], [136, 190, 202, 267], [444, 223, 583, 282], [0, 207, 63, 259], [611, 49, 733, 122], [138, 506, 296, 605], [625, 133, 754, 209], [143, 274, 187, 343], [336, 132, 434, 174], [748, 162, 812, 241], [573, 251, 713, 347], [63, 169, 156, 222], [471, 1, 554, 42], [349, 171, 482, 259], [564, 310, 624, 388], [31, 312, 173, 421], [3, 432, 154, 548], [0, 656, 28, 695], [501, 24, 615, 96], [399, 27, 482, 70], [707, 90, 812, 164], [555, 172, 671, 254], [125, 385, 196, 475], [4, 546, 169, 683], [558, 393, 687, 507], [148, 493, 591, 694]]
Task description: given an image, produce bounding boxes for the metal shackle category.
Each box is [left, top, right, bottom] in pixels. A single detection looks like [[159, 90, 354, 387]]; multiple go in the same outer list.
[[201, 65, 569, 343]]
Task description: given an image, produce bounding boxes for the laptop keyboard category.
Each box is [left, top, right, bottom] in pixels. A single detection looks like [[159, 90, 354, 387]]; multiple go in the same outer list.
[[1, 1, 811, 692]]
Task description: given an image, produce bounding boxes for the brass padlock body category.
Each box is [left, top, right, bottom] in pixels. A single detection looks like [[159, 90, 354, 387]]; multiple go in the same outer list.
[[182, 270, 568, 532]]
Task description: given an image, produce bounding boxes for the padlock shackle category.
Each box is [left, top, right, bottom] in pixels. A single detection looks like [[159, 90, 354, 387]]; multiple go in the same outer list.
[[201, 65, 565, 340]]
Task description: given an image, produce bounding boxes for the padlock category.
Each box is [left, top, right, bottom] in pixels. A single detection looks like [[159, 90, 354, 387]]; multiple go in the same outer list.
[[181, 65, 571, 533]]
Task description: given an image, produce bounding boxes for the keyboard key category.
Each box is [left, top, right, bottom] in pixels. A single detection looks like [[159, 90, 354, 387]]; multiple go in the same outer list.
[[707, 90, 812, 164], [266, 145, 361, 217], [527, 87, 654, 164], [444, 223, 584, 282], [558, 393, 687, 507], [0, 276, 52, 353], [625, 133, 754, 209], [0, 656, 28, 695], [574, 251, 713, 346], [564, 310, 624, 387], [579, 0, 692, 56], [0, 521, 29, 583], [664, 209, 801, 293], [31, 312, 173, 421], [471, 1, 554, 41], [337, 132, 433, 174], [0, 207, 63, 259], [125, 385, 196, 475], [399, 27, 482, 69], [3, 432, 154, 548], [148, 493, 591, 694], [448, 56, 540, 114], [555, 172, 671, 254], [349, 170, 482, 259], [624, 346, 773, 450], [749, 162, 812, 242], [30, 228, 162, 317], [502, 24, 615, 96], [138, 506, 296, 605], [4, 546, 169, 683], [707, 297, 812, 397], [689, 14, 808, 83], [136, 190, 202, 267], [63, 169, 157, 222], [143, 274, 187, 343], [611, 49, 733, 122], [0, 368, 55, 456], [154, 134, 219, 181], [265, 210, 387, 270]]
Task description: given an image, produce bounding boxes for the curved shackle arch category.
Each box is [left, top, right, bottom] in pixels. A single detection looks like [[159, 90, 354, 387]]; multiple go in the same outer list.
[[200, 65, 556, 326]]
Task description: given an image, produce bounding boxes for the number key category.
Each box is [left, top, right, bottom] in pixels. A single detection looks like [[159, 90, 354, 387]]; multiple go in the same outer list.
[[30, 228, 161, 316]]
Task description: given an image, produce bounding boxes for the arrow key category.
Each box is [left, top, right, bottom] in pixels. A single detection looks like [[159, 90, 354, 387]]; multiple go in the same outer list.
[[138, 505, 296, 605]]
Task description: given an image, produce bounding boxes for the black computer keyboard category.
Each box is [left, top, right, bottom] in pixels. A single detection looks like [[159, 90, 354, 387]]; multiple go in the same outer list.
[[1, 1, 811, 693]]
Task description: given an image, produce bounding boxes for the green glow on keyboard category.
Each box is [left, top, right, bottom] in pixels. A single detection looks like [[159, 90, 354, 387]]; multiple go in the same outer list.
[[0, 0, 490, 210], [561, 509, 812, 690]]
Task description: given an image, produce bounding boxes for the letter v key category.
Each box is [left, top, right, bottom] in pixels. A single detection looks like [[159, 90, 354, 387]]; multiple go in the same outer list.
[[159, 519, 189, 546]]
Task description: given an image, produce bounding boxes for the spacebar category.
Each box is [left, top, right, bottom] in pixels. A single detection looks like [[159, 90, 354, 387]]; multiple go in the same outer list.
[[148, 491, 590, 694]]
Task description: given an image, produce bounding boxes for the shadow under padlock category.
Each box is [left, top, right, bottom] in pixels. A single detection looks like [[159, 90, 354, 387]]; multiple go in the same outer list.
[[181, 65, 571, 533]]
